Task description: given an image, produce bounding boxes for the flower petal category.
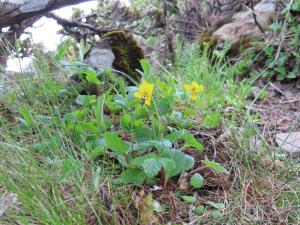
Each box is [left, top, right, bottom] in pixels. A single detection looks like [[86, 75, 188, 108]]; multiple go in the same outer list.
[[191, 94, 197, 100], [134, 91, 143, 99], [148, 84, 154, 93], [145, 96, 151, 105]]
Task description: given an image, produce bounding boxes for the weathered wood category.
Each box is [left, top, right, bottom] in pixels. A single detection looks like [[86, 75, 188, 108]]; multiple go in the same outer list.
[[0, 0, 94, 69], [0, 0, 93, 27]]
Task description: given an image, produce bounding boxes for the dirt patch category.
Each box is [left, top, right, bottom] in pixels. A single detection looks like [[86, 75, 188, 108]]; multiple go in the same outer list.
[[251, 80, 300, 142]]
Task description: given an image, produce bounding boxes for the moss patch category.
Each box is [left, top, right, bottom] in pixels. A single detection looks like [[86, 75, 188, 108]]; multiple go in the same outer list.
[[197, 18, 232, 50], [103, 30, 145, 83]]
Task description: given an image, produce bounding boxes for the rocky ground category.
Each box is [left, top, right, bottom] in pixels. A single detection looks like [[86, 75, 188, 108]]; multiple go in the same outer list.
[[253, 80, 300, 159]]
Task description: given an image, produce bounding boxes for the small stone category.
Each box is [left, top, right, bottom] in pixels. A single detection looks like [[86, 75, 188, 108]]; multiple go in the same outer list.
[[276, 132, 300, 155], [178, 172, 189, 191], [84, 47, 115, 70], [0, 193, 17, 216]]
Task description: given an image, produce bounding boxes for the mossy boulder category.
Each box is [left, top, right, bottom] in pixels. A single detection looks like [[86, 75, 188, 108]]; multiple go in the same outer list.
[[70, 30, 145, 95], [102, 30, 145, 83]]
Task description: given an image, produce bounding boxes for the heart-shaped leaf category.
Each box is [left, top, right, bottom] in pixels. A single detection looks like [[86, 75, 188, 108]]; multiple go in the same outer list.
[[160, 148, 194, 178], [104, 132, 130, 154], [119, 168, 146, 186], [132, 154, 175, 178]]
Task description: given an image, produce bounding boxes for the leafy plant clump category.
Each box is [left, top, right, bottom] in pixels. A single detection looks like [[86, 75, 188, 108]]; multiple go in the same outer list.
[[238, 2, 300, 81], [0, 38, 299, 224]]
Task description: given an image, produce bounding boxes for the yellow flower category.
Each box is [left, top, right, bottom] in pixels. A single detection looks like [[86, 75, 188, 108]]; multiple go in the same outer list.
[[184, 81, 204, 100], [134, 80, 154, 105]]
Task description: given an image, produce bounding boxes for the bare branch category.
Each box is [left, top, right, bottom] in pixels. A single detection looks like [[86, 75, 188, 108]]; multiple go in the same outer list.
[[0, 0, 94, 27], [45, 12, 108, 34], [0, 16, 41, 68], [250, 0, 264, 33]]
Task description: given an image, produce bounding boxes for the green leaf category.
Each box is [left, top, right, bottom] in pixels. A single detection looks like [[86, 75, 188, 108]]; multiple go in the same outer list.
[[165, 130, 185, 142], [204, 156, 228, 174], [211, 210, 223, 219], [104, 132, 130, 154], [140, 59, 150, 78], [195, 205, 205, 215], [63, 109, 89, 122], [119, 168, 146, 186], [93, 94, 106, 129], [292, 1, 300, 11], [160, 148, 194, 178], [154, 96, 173, 116], [151, 116, 164, 139], [117, 155, 129, 168], [133, 127, 155, 142], [207, 201, 225, 209], [134, 105, 149, 119], [181, 195, 196, 204], [203, 112, 221, 128], [76, 95, 96, 107], [132, 154, 175, 178], [120, 114, 133, 131], [54, 41, 67, 61], [153, 200, 164, 213], [159, 157, 176, 178], [274, 66, 285, 75], [60, 158, 75, 181], [183, 131, 204, 151], [142, 157, 162, 177], [165, 130, 203, 151], [120, 114, 132, 130], [170, 112, 195, 128], [287, 70, 297, 79], [88, 138, 107, 160], [20, 106, 34, 129], [89, 146, 107, 160], [133, 139, 172, 151], [93, 94, 110, 132], [77, 121, 98, 134], [30, 138, 60, 152], [84, 69, 100, 85], [131, 153, 158, 167], [190, 173, 204, 188]]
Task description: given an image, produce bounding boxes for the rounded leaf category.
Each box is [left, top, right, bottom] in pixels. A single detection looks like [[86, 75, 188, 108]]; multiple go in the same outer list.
[[181, 195, 196, 204], [195, 205, 205, 215], [190, 173, 204, 188]]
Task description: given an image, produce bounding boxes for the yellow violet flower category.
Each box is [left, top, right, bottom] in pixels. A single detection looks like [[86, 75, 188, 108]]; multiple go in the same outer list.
[[134, 80, 154, 105], [184, 81, 204, 100]]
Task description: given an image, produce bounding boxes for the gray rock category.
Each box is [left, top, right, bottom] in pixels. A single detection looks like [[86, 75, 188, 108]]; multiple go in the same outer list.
[[0, 193, 17, 216], [83, 47, 115, 71], [213, 0, 276, 46], [276, 132, 300, 155]]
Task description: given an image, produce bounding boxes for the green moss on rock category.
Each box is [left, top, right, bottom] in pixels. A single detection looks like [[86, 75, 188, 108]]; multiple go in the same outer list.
[[197, 18, 232, 49], [103, 30, 145, 83], [228, 35, 255, 56]]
